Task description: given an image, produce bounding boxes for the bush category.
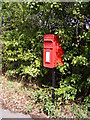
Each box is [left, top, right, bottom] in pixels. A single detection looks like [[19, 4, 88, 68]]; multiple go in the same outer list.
[[2, 2, 90, 105]]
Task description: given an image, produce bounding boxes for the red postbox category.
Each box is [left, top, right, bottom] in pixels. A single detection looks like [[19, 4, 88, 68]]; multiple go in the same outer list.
[[43, 34, 64, 68]]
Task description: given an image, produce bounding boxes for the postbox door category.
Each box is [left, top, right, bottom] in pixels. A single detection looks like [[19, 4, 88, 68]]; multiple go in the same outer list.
[[44, 48, 53, 68]]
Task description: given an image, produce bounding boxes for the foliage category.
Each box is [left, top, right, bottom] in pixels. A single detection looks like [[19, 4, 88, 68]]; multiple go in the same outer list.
[[68, 103, 89, 118], [28, 87, 89, 118], [55, 80, 77, 101], [1, 1, 90, 110], [34, 88, 55, 117]]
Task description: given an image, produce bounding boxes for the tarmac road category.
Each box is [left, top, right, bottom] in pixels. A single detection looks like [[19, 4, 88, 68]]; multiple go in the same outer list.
[[0, 106, 32, 120]]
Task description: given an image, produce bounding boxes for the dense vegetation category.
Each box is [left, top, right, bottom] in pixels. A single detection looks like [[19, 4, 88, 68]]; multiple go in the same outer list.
[[1, 2, 90, 118]]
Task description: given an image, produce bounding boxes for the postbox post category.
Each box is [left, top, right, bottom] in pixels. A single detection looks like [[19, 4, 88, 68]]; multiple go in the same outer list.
[[52, 68, 55, 103], [43, 34, 64, 104]]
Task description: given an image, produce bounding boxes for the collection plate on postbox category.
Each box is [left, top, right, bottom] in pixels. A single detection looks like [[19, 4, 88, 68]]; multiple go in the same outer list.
[[43, 34, 64, 68]]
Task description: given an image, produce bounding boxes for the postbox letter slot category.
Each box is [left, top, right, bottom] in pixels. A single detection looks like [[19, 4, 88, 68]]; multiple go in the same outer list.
[[44, 41, 53, 48], [44, 39, 53, 42]]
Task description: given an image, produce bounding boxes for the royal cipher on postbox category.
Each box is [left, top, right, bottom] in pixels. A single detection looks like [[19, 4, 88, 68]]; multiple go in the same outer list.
[[43, 34, 64, 68]]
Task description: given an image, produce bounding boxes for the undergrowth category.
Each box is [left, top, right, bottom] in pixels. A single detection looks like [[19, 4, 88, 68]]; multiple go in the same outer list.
[[1, 75, 90, 118], [29, 87, 90, 118]]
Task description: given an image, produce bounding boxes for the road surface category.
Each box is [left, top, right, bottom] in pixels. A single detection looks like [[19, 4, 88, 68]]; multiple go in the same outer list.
[[0, 106, 32, 120]]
